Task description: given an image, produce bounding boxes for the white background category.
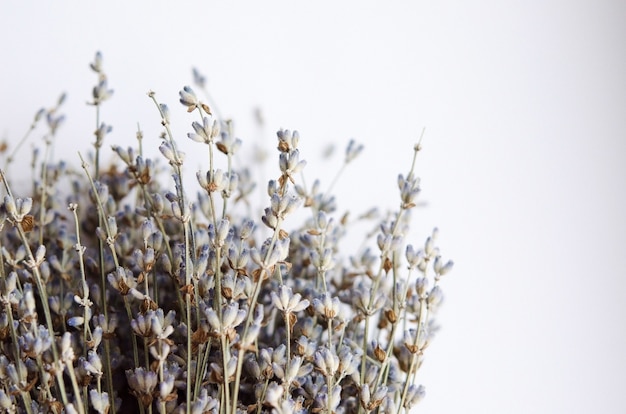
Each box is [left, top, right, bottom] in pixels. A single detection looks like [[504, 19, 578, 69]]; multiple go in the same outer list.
[[1, 1, 625, 413]]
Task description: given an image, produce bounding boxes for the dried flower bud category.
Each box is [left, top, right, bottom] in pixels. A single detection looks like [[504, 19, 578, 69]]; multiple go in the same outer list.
[[277, 129, 299, 152], [216, 131, 242, 155], [92, 79, 114, 104], [179, 85, 199, 111], [94, 123, 112, 147], [192, 67, 206, 88], [345, 139, 364, 163], [313, 292, 340, 320], [159, 103, 170, 124], [415, 277, 429, 297], [90, 51, 104, 73], [126, 367, 157, 407], [271, 285, 310, 314], [159, 141, 184, 166], [433, 255, 454, 277], [90, 389, 110, 414], [404, 384, 426, 409], [239, 219, 255, 240], [188, 116, 219, 144]]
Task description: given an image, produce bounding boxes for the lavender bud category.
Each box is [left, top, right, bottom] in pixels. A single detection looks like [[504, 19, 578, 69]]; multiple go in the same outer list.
[[239, 219, 255, 240], [159, 104, 170, 124], [90, 389, 110, 414], [404, 384, 426, 409], [179, 85, 199, 111], [345, 139, 364, 163]]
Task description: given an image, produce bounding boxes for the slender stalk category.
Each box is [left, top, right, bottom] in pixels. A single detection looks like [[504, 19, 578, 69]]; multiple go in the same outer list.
[[69, 204, 94, 359], [283, 311, 292, 399], [3, 111, 41, 172], [3, 303, 34, 414], [78, 153, 120, 411], [220, 335, 231, 414], [37, 136, 51, 246], [15, 222, 70, 406], [231, 220, 283, 414], [65, 358, 86, 414]]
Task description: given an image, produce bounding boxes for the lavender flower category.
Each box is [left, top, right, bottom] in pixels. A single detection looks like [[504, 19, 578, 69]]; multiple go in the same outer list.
[[0, 53, 454, 414]]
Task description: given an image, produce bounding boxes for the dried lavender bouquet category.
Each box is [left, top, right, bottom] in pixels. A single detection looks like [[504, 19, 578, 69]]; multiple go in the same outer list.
[[0, 52, 453, 414]]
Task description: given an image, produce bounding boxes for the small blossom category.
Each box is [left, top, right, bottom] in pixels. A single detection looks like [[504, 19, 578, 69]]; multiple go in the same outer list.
[[94, 122, 112, 148], [90, 51, 104, 73], [264, 381, 284, 407], [159, 374, 175, 400], [159, 103, 171, 124], [427, 285, 444, 311], [159, 141, 185, 166], [107, 266, 143, 299], [279, 149, 307, 177], [404, 384, 426, 409], [188, 116, 219, 144], [126, 367, 157, 407], [311, 248, 335, 272], [92, 79, 114, 104], [150, 309, 176, 341], [353, 287, 386, 317], [90, 389, 110, 414], [93, 313, 118, 336], [314, 347, 339, 377], [276, 129, 300, 152], [345, 139, 364, 163], [60, 332, 75, 364], [179, 85, 200, 112], [204, 302, 246, 338], [149, 342, 171, 363], [398, 173, 421, 208], [192, 67, 206, 88], [4, 195, 32, 224], [313, 292, 340, 320], [216, 131, 242, 155], [84, 351, 103, 378], [271, 285, 310, 314], [360, 383, 388, 411], [433, 255, 454, 277]]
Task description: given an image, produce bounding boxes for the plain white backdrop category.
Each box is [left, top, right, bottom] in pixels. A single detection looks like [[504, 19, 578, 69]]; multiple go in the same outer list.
[[1, 1, 625, 412]]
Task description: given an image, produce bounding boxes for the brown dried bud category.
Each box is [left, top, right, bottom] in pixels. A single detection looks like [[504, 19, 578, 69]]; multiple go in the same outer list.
[[216, 142, 228, 155], [180, 284, 195, 301], [277, 141, 290, 152], [383, 257, 393, 274], [21, 215, 35, 232], [374, 344, 386, 362], [201, 103, 212, 115], [405, 342, 419, 354], [222, 286, 233, 300], [140, 298, 158, 313], [340, 212, 349, 226], [288, 313, 297, 333], [117, 280, 130, 296], [385, 308, 398, 324]]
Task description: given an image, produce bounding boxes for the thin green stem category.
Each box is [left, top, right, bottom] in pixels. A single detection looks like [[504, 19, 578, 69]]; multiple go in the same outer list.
[[3, 115, 39, 173], [220, 335, 231, 414], [66, 359, 86, 414], [231, 220, 283, 414], [3, 303, 34, 414], [15, 223, 70, 406], [37, 136, 51, 246], [284, 311, 291, 400]]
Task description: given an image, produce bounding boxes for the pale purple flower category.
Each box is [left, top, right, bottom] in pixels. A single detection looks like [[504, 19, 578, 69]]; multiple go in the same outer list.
[[271, 285, 310, 314]]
